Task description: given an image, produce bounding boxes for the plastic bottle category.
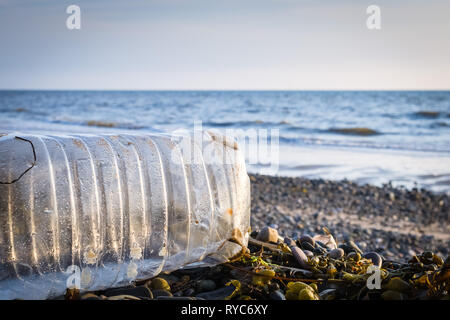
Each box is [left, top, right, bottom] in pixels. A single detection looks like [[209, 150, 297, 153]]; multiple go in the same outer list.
[[0, 131, 250, 299]]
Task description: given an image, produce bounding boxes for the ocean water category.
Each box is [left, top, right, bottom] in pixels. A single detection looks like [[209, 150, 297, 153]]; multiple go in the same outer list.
[[1, 90, 449, 193]]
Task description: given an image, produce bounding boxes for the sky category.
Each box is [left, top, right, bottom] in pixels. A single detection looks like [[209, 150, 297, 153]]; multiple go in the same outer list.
[[0, 0, 449, 90]]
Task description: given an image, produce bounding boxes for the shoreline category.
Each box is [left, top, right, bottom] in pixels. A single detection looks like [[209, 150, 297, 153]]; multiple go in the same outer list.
[[249, 173, 449, 261], [247, 143, 450, 194]]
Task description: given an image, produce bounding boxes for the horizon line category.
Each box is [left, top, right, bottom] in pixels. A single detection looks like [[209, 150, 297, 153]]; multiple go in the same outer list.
[[1, 88, 450, 92]]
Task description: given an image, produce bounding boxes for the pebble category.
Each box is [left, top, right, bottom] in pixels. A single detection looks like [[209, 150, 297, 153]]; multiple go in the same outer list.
[[269, 290, 286, 300], [299, 234, 315, 247], [362, 252, 383, 268], [313, 246, 327, 255], [313, 234, 337, 250], [300, 241, 315, 252], [389, 192, 396, 202], [285, 237, 310, 270], [196, 285, 236, 300], [319, 289, 337, 300], [303, 250, 314, 257], [196, 280, 216, 293], [339, 244, 353, 255], [407, 249, 417, 258], [256, 226, 279, 243], [249, 174, 449, 262], [328, 248, 345, 259]]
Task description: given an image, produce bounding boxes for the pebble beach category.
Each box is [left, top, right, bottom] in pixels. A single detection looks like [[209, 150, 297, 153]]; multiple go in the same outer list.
[[249, 174, 450, 261]]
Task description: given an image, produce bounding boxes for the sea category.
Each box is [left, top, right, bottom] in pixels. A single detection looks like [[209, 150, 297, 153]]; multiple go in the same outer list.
[[1, 90, 449, 193]]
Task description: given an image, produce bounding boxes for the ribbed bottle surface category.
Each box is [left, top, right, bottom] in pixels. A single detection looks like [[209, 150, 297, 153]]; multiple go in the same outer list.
[[0, 131, 250, 299]]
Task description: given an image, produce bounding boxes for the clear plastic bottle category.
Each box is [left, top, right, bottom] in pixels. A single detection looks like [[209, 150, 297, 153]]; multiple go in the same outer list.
[[0, 130, 250, 299]]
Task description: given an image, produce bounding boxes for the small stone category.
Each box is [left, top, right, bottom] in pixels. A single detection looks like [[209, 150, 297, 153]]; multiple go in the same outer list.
[[312, 234, 337, 250], [362, 252, 383, 268], [319, 289, 337, 300], [300, 241, 315, 252], [338, 244, 353, 255], [256, 226, 279, 243], [303, 250, 314, 257], [328, 248, 345, 260], [269, 223, 278, 230], [269, 290, 286, 300], [197, 280, 216, 293], [389, 192, 396, 201], [196, 285, 236, 300], [313, 246, 327, 255], [285, 237, 310, 270], [299, 234, 315, 247]]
